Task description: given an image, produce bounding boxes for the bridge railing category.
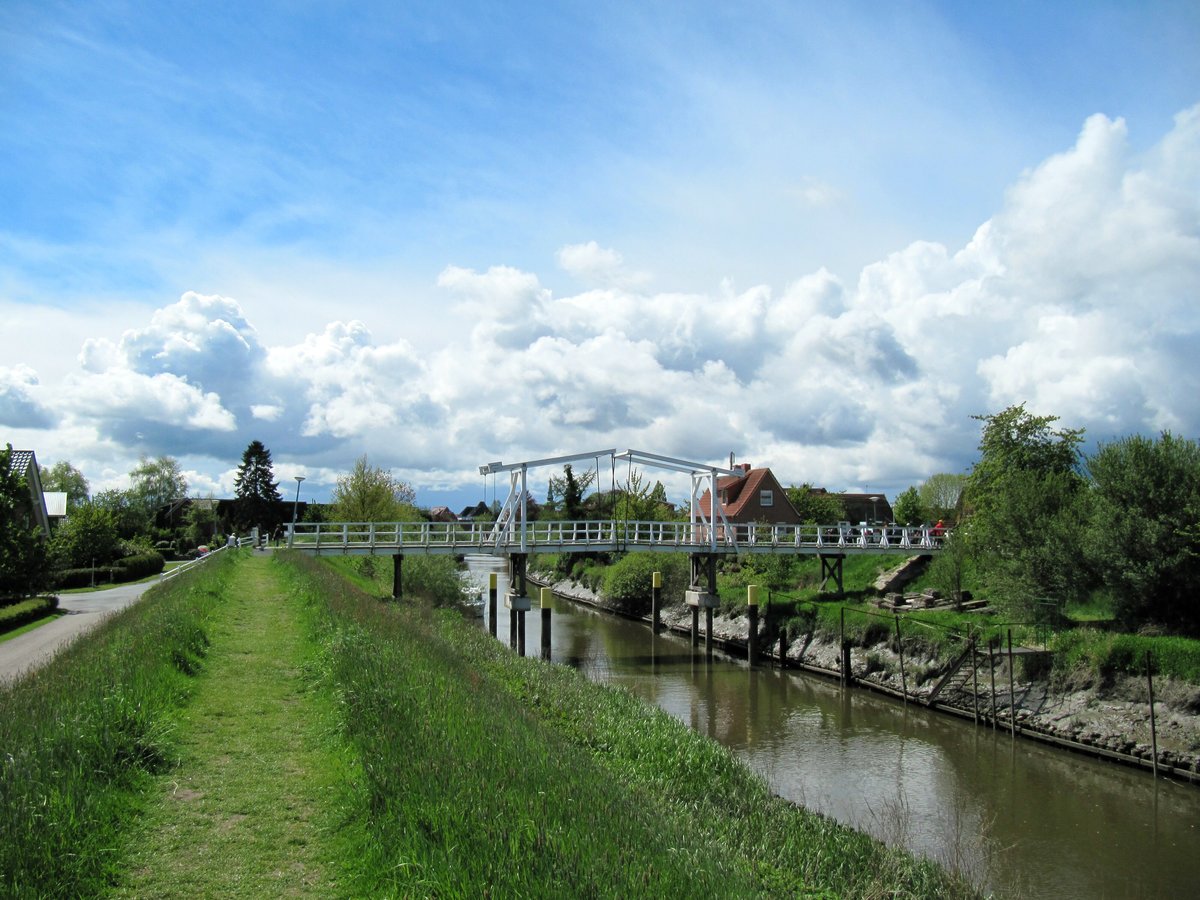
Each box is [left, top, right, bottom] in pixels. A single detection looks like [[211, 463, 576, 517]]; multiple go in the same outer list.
[[289, 520, 945, 552]]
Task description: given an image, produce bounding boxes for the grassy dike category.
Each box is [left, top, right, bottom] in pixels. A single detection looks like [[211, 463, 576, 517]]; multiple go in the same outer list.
[[1, 549, 979, 897], [111, 552, 364, 897], [285, 551, 980, 898], [0, 551, 230, 897]]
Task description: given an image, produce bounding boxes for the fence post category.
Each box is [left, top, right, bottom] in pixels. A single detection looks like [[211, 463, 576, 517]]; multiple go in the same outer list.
[[839, 607, 846, 684], [989, 636, 998, 729], [1147, 650, 1159, 779], [970, 630, 979, 726], [1007, 629, 1016, 738]]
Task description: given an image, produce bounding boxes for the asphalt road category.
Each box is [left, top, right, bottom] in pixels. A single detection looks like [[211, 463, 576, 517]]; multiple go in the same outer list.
[[0, 579, 160, 684]]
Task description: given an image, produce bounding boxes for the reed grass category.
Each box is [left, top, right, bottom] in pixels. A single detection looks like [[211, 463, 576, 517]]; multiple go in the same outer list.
[[284, 552, 979, 898]]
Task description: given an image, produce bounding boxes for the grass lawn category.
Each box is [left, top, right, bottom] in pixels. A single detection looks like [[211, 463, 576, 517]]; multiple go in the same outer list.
[[112, 554, 364, 897], [0, 610, 65, 643]]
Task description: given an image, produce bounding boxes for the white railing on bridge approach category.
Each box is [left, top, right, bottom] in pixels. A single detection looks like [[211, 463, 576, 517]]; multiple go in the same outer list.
[[288, 520, 945, 555]]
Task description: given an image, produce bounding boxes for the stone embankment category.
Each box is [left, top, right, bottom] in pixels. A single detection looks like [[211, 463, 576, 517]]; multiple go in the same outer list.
[[529, 570, 1200, 785]]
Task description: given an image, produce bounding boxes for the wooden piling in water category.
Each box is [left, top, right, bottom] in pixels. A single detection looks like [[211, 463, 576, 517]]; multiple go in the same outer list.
[[540, 587, 552, 661], [747, 585, 760, 666], [651, 571, 662, 633], [894, 613, 907, 704], [488, 572, 498, 638]]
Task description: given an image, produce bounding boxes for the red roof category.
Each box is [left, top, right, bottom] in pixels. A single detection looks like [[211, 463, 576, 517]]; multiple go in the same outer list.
[[695, 466, 801, 524]]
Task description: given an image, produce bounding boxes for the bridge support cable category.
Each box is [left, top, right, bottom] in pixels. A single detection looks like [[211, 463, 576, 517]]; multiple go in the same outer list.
[[480, 449, 618, 552], [614, 450, 745, 554]]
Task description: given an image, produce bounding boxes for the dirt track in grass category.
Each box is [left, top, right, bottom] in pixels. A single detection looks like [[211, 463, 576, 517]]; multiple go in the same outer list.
[[113, 553, 358, 897]]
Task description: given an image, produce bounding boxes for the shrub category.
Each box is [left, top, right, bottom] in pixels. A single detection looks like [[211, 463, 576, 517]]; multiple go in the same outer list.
[[602, 552, 689, 615], [55, 567, 120, 588], [113, 551, 166, 582], [0, 595, 58, 631]]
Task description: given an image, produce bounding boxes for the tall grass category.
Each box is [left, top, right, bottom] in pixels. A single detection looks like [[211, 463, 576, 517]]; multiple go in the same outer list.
[[0, 552, 231, 897], [1053, 629, 1200, 682], [283, 552, 978, 898]]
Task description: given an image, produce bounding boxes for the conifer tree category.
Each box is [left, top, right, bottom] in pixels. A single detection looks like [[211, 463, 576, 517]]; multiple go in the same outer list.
[[233, 440, 282, 532]]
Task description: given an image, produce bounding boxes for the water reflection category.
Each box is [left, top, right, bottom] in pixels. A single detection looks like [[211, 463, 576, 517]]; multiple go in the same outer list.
[[466, 557, 1200, 898]]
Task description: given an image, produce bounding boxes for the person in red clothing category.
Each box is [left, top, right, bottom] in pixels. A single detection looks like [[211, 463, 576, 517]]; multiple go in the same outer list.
[[932, 519, 945, 544]]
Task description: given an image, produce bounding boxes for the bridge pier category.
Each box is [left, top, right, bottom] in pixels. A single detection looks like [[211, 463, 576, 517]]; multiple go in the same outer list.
[[819, 553, 845, 596], [506, 553, 532, 656], [687, 553, 720, 657], [392, 554, 403, 600]]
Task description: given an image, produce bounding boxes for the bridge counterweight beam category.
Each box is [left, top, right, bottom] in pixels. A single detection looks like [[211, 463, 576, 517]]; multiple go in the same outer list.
[[392, 554, 403, 601]]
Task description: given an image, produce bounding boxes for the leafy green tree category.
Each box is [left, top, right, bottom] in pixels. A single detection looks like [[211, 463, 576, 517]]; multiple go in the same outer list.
[[926, 530, 974, 609], [1085, 433, 1200, 635], [91, 489, 147, 540], [892, 486, 925, 526], [548, 464, 596, 520], [48, 502, 118, 569], [965, 405, 1089, 617], [785, 485, 845, 524], [0, 444, 50, 598], [613, 469, 672, 522], [330, 456, 416, 522], [233, 440, 282, 531], [917, 472, 966, 523], [40, 460, 90, 509], [183, 496, 220, 548], [967, 405, 1083, 512], [128, 455, 188, 532]]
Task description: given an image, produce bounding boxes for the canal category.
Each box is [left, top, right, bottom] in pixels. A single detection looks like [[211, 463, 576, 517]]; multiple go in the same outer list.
[[467, 558, 1200, 898]]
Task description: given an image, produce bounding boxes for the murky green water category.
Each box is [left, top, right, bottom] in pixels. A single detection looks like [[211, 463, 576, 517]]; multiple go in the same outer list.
[[469, 558, 1200, 898]]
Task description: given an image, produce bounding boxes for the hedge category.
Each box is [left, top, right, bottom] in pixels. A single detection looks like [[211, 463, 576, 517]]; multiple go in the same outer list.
[[0, 595, 59, 632]]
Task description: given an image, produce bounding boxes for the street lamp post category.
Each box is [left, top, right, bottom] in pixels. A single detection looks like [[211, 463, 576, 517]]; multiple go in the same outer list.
[[290, 475, 305, 547], [869, 495, 879, 524]]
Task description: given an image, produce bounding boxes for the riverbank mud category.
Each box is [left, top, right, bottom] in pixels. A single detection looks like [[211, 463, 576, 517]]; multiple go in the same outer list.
[[530, 571, 1200, 784]]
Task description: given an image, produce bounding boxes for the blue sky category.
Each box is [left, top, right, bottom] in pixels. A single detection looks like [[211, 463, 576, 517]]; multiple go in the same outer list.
[[2, 1, 1199, 511]]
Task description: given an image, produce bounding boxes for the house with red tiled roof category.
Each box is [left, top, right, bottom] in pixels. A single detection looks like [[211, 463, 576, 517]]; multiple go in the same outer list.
[[695, 464, 801, 526]]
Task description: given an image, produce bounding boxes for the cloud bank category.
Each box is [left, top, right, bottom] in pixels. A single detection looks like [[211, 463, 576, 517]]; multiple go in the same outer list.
[[5, 107, 1199, 502]]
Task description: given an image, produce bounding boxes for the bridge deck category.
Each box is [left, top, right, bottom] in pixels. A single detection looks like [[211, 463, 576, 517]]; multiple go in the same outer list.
[[288, 520, 943, 557]]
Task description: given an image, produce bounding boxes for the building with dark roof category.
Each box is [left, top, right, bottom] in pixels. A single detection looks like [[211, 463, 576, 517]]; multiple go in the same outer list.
[[5, 449, 51, 538]]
